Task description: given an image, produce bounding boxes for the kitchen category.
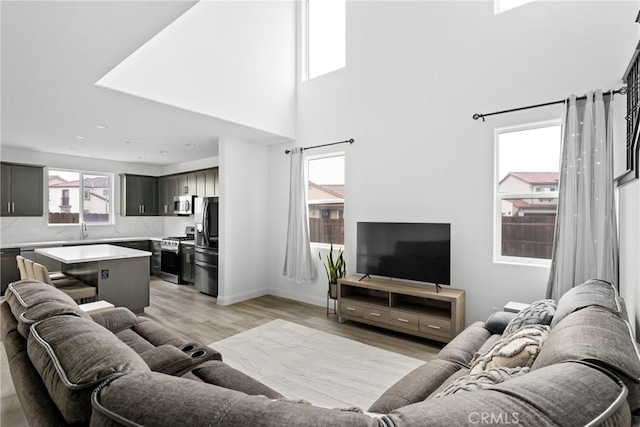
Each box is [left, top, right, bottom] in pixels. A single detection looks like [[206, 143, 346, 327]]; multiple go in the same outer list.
[[1, 162, 220, 310]]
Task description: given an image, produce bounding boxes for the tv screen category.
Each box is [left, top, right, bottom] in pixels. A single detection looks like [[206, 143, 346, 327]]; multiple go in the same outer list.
[[356, 222, 450, 285]]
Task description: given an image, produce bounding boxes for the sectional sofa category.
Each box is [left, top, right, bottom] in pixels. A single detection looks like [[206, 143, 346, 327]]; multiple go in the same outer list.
[[2, 278, 639, 426]]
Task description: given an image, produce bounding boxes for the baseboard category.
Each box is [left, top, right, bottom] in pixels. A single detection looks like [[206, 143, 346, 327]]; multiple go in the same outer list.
[[267, 287, 327, 308], [217, 287, 269, 306]]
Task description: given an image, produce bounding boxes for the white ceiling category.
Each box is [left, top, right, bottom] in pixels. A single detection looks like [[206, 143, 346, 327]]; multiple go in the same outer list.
[[1, 1, 286, 166]]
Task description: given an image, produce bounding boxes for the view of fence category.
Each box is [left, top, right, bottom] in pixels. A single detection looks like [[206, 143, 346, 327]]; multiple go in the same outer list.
[[49, 213, 110, 224], [309, 218, 344, 245], [502, 215, 555, 259]]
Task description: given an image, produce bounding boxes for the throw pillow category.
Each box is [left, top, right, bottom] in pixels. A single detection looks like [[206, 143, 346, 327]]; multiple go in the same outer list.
[[484, 311, 516, 335], [469, 325, 549, 375], [550, 279, 620, 328], [502, 299, 556, 337], [433, 366, 530, 399]]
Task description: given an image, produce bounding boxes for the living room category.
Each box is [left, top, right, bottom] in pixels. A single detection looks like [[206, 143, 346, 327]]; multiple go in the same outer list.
[[2, 1, 640, 425]]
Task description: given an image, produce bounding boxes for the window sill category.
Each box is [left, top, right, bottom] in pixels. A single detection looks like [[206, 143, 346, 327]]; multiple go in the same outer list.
[[494, 257, 551, 268], [311, 242, 345, 251]]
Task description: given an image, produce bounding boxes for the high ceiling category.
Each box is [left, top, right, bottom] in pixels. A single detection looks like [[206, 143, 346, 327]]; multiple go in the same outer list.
[[1, 1, 284, 165]]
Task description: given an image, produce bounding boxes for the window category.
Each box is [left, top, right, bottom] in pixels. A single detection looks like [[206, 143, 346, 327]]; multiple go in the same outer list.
[[495, 0, 535, 14], [307, 154, 345, 245], [305, 0, 346, 80], [495, 122, 561, 264], [48, 169, 113, 225]]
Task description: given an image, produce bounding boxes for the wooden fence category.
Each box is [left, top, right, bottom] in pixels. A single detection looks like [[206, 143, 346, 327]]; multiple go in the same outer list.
[[49, 213, 110, 224], [309, 218, 344, 245], [502, 215, 556, 259]]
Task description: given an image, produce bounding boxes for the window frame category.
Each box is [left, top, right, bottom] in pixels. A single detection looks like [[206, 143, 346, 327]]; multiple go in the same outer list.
[[306, 151, 345, 249], [493, 120, 562, 266], [47, 168, 115, 226]]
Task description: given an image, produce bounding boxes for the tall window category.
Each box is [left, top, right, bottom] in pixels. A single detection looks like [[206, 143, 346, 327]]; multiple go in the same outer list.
[[305, 0, 346, 80], [48, 169, 113, 225], [495, 122, 561, 264], [494, 0, 535, 14], [308, 153, 345, 245]]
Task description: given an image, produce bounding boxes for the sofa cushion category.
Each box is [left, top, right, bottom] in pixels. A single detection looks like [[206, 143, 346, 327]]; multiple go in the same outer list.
[[502, 299, 556, 336], [131, 317, 189, 348], [92, 372, 380, 427], [425, 367, 470, 400], [470, 325, 549, 375], [436, 321, 491, 366], [5, 280, 91, 338], [139, 345, 195, 376], [192, 360, 284, 398], [385, 361, 630, 427], [532, 305, 640, 383], [27, 315, 150, 425], [551, 279, 620, 328], [368, 358, 461, 413], [89, 307, 139, 333], [433, 366, 529, 398]]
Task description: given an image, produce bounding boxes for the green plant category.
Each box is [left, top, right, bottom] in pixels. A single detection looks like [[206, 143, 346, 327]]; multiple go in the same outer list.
[[319, 244, 346, 285]]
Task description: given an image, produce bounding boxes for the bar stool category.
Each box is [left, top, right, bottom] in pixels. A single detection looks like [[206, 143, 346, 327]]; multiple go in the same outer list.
[[33, 262, 97, 303], [16, 255, 28, 280], [18, 255, 68, 281]]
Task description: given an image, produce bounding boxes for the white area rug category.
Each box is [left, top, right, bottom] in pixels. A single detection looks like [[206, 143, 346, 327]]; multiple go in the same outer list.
[[209, 319, 425, 409]]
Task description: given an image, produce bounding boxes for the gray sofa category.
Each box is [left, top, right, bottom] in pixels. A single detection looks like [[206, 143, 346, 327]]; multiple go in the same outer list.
[[3, 278, 639, 426]]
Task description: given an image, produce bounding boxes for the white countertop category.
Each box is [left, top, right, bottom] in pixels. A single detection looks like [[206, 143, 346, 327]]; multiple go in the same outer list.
[[35, 244, 152, 263], [1, 237, 161, 250]]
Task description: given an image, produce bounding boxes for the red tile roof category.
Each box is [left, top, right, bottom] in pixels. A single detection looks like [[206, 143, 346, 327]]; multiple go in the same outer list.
[[507, 172, 559, 185]]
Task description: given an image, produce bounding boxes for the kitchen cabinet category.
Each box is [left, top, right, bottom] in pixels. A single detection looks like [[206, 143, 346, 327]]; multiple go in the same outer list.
[[1, 162, 44, 217], [1, 247, 21, 295], [120, 174, 158, 216], [158, 176, 179, 216], [151, 240, 161, 276], [195, 168, 218, 197], [180, 244, 195, 283]]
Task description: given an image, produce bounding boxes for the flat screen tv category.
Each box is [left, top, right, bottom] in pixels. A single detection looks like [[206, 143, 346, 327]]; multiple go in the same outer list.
[[356, 222, 450, 286]]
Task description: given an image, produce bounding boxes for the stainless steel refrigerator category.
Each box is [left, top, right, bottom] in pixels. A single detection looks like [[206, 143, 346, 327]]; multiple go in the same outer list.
[[194, 197, 218, 296]]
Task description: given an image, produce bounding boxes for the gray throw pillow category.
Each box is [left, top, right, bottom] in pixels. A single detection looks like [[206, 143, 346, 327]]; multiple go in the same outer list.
[[550, 279, 620, 328], [485, 311, 516, 335], [502, 299, 556, 337]]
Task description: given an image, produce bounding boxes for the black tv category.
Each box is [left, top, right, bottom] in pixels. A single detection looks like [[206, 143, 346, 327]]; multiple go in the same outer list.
[[356, 222, 450, 286]]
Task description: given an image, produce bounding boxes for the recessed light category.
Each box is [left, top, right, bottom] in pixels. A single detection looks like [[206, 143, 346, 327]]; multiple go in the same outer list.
[[124, 141, 131, 144], [96, 125, 108, 130], [69, 147, 76, 151], [76, 135, 86, 140], [159, 150, 169, 154], [137, 156, 146, 160], [185, 144, 196, 148]]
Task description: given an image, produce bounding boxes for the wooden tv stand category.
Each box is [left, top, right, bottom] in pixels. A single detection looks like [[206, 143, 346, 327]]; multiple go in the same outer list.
[[337, 275, 465, 343]]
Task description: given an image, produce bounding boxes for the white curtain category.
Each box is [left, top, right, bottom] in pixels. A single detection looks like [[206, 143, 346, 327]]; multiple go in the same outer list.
[[546, 90, 619, 299], [283, 147, 317, 283]]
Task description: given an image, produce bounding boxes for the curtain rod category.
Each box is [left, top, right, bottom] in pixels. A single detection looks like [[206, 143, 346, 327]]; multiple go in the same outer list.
[[472, 87, 627, 122], [284, 138, 354, 154]]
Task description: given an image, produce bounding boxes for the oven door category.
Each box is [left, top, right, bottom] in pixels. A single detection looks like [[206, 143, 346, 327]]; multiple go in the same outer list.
[[160, 249, 181, 283]]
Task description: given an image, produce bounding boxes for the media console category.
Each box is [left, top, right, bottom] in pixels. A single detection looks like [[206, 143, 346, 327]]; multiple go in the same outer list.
[[337, 275, 465, 343]]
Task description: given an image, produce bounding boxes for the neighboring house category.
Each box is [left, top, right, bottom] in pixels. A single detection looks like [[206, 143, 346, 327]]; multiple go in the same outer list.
[[499, 172, 559, 216], [49, 176, 110, 214], [308, 182, 344, 220]]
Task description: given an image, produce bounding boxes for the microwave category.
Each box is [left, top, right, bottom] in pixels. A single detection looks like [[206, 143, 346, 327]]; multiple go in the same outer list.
[[173, 195, 194, 216]]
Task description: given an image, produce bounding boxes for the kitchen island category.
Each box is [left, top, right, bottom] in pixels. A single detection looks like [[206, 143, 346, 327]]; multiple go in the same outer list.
[[35, 244, 151, 313]]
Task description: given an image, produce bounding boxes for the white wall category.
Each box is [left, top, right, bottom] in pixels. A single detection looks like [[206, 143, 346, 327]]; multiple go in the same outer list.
[[217, 136, 269, 305], [96, 0, 296, 139], [266, 1, 638, 324], [620, 182, 640, 337]]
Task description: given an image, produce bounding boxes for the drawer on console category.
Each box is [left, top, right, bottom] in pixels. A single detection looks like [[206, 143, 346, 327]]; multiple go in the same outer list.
[[419, 315, 452, 339], [340, 300, 365, 318], [389, 310, 419, 332], [363, 307, 389, 324]]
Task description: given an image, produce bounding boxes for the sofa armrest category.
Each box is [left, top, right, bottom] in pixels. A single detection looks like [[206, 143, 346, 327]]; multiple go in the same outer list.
[[89, 307, 138, 334], [139, 345, 194, 376]]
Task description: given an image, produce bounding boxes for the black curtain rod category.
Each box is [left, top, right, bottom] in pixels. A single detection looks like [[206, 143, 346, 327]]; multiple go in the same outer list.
[[472, 87, 627, 122], [284, 138, 354, 154]]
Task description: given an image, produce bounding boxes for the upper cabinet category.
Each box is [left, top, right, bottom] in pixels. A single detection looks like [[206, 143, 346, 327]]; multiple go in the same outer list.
[[121, 168, 218, 217], [1, 162, 43, 217], [120, 174, 158, 216]]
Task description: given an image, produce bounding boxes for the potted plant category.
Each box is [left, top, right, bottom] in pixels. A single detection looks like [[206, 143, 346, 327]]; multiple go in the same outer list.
[[319, 243, 346, 299]]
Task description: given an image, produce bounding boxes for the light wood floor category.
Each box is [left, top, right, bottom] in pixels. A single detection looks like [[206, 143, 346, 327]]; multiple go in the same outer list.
[[1, 278, 443, 426]]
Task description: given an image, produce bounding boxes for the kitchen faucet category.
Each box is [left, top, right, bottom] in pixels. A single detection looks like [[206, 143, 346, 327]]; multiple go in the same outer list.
[[80, 222, 88, 240]]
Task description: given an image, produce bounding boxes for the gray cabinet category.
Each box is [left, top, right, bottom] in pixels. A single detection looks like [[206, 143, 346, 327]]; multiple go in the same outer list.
[[1, 247, 20, 295], [1, 163, 43, 217], [151, 240, 161, 276], [181, 244, 195, 283], [121, 174, 158, 216], [158, 176, 179, 216]]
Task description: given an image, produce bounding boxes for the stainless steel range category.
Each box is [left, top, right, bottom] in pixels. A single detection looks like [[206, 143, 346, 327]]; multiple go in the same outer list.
[[160, 227, 195, 284]]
